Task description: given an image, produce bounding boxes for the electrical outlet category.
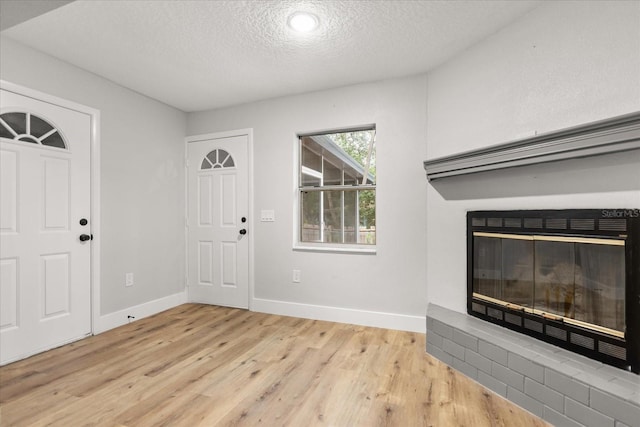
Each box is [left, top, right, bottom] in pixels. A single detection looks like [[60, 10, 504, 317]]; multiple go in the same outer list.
[[125, 273, 134, 287], [292, 269, 301, 283]]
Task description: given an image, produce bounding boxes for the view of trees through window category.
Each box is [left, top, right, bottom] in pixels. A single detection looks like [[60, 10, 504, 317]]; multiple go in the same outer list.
[[299, 128, 376, 245]]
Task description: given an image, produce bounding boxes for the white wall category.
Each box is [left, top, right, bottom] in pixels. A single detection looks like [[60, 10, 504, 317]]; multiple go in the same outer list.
[[5, 0, 636, 332], [188, 76, 428, 329], [425, 1, 640, 313], [0, 37, 187, 317]]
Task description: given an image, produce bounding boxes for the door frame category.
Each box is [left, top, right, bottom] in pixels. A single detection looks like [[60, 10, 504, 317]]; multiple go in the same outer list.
[[1, 79, 101, 337], [184, 129, 254, 309]]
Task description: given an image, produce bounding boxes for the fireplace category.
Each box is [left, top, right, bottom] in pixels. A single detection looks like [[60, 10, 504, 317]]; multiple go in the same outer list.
[[467, 209, 639, 373]]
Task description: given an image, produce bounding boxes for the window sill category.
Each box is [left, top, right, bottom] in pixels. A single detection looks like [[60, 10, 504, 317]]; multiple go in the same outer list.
[[293, 245, 377, 255]]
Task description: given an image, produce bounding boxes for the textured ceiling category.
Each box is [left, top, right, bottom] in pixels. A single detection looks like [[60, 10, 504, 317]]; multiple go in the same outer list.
[[2, 0, 542, 112]]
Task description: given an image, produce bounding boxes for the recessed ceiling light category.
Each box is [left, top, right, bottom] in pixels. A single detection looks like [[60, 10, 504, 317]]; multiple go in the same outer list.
[[288, 12, 319, 33]]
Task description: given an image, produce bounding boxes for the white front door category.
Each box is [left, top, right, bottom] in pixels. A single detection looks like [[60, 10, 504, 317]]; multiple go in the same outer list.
[[187, 134, 249, 309], [0, 88, 92, 364]]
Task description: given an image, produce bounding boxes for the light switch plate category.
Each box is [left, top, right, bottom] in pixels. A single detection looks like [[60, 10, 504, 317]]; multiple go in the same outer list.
[[261, 210, 275, 222]]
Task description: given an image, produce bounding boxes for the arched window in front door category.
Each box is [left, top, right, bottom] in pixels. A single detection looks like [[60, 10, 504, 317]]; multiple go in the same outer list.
[[0, 112, 67, 149], [201, 149, 235, 170]]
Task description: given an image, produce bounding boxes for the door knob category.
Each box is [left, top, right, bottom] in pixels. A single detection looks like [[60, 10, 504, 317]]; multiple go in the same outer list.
[[239, 229, 247, 235], [79, 234, 92, 242]]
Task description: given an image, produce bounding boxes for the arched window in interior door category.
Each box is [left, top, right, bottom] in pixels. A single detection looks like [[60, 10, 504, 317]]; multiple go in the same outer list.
[[0, 112, 67, 149], [201, 149, 235, 170]]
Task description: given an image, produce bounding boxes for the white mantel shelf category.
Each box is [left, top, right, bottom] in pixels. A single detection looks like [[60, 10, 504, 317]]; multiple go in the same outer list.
[[423, 112, 640, 181]]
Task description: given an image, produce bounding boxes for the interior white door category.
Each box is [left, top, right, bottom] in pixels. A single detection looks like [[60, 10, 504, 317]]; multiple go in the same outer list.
[[0, 88, 92, 364], [187, 135, 249, 309]]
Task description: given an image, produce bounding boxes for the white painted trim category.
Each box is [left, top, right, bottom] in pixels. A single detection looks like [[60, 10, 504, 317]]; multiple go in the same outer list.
[[90, 103, 101, 339], [247, 129, 255, 311], [94, 290, 187, 334], [185, 128, 254, 144], [0, 79, 102, 337], [183, 136, 189, 296], [292, 245, 376, 255], [184, 128, 255, 310], [252, 298, 425, 333], [1, 333, 91, 366], [292, 132, 301, 251]]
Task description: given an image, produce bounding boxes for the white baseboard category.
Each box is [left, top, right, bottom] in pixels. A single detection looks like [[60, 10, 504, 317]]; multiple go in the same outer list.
[[251, 298, 425, 333], [94, 290, 188, 334], [94, 293, 425, 335]]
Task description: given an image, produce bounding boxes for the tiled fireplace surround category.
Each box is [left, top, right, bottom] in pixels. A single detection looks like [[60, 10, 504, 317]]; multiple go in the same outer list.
[[426, 304, 640, 427]]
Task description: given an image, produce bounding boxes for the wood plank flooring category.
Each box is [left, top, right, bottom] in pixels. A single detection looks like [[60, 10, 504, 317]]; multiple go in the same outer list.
[[0, 304, 549, 426]]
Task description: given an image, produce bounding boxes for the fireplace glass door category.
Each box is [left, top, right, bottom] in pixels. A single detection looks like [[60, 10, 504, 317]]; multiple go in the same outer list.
[[473, 233, 625, 335]]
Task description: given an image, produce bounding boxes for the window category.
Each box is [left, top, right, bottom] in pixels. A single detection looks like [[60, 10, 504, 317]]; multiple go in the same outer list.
[[0, 112, 67, 149], [201, 149, 235, 169], [298, 127, 376, 247]]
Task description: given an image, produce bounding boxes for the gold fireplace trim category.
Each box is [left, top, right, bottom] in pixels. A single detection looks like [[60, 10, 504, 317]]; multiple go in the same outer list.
[[473, 232, 625, 246], [472, 292, 625, 339]]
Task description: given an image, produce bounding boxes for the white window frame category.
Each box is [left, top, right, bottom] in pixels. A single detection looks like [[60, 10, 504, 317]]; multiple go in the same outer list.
[[293, 126, 376, 254]]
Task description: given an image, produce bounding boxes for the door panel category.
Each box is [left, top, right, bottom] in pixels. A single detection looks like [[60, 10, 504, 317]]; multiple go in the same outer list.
[[0, 88, 92, 364], [0, 258, 18, 330], [41, 253, 70, 317], [0, 150, 17, 233], [198, 241, 214, 285], [43, 157, 70, 230], [221, 242, 237, 286], [198, 175, 213, 226], [187, 136, 248, 308], [220, 174, 236, 226]]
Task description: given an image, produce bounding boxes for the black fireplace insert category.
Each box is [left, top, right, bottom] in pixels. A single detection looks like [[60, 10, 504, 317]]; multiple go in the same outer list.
[[467, 209, 639, 373]]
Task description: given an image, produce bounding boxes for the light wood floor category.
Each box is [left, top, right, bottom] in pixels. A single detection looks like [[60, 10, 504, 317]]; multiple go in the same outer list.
[[0, 304, 549, 426]]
